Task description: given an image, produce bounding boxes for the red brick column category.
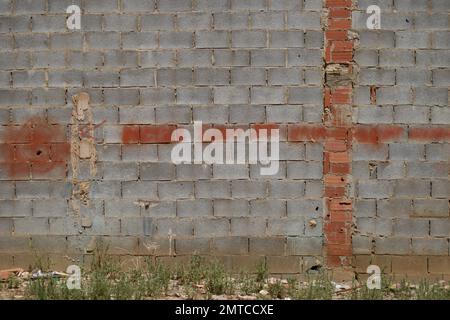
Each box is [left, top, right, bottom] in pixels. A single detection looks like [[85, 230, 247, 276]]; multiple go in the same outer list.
[[323, 0, 354, 267]]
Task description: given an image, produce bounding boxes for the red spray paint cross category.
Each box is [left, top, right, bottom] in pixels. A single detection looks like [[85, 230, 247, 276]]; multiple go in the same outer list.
[[0, 118, 70, 179]]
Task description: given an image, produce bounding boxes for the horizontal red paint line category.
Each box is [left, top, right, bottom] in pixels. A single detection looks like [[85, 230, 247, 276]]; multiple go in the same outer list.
[[288, 125, 450, 144], [122, 124, 282, 144]]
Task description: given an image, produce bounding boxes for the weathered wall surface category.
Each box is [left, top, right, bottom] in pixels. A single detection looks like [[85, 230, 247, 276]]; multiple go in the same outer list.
[[352, 0, 450, 277], [0, 0, 325, 274], [0, 0, 448, 278]]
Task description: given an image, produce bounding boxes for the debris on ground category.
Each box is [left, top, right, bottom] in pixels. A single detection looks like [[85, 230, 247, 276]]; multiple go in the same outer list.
[[0, 269, 23, 282]]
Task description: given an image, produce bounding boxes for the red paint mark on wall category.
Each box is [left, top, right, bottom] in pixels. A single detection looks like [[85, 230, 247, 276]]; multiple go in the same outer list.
[[0, 118, 70, 179], [409, 127, 450, 142], [122, 124, 281, 144], [353, 125, 405, 145]]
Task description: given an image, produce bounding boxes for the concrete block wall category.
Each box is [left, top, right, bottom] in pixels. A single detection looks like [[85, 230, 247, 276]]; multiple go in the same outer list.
[[0, 0, 448, 277], [352, 0, 450, 277], [0, 0, 325, 274]]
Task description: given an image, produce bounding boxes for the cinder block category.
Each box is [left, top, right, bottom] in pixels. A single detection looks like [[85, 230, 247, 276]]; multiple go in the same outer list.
[[432, 180, 450, 198], [14, 0, 46, 13], [215, 12, 248, 30], [230, 217, 265, 236], [250, 237, 285, 256], [286, 237, 322, 255], [250, 199, 286, 217], [270, 31, 304, 48], [394, 179, 430, 197], [269, 180, 305, 199], [105, 200, 141, 217], [195, 68, 229, 85], [377, 199, 412, 218], [177, 12, 210, 29], [0, 200, 32, 217], [231, 0, 266, 11], [287, 12, 321, 29], [177, 164, 211, 180], [14, 218, 49, 235], [158, 0, 192, 12], [287, 161, 322, 179], [267, 218, 304, 236], [176, 238, 210, 254], [193, 105, 229, 122], [33, 199, 68, 217], [122, 181, 157, 200], [141, 14, 175, 31], [232, 31, 266, 48], [251, 87, 285, 104], [194, 218, 229, 237], [212, 237, 248, 255], [121, 217, 153, 236], [123, 144, 157, 162], [407, 162, 448, 178], [229, 105, 264, 123], [231, 181, 267, 199], [357, 180, 394, 198], [214, 87, 249, 104], [375, 237, 411, 255], [120, 69, 155, 87], [122, 32, 157, 49], [148, 219, 190, 239], [429, 257, 450, 274], [195, 181, 231, 199], [177, 87, 211, 104], [287, 199, 322, 217], [160, 31, 193, 48], [231, 68, 266, 85], [393, 219, 429, 237], [103, 162, 139, 180], [178, 49, 213, 66], [214, 200, 249, 217], [287, 49, 322, 67], [352, 235, 372, 255], [288, 87, 323, 105], [121, 0, 155, 12], [413, 199, 449, 217], [412, 238, 448, 255], [268, 68, 302, 86], [86, 32, 120, 49], [158, 182, 194, 200], [389, 143, 424, 160], [140, 51, 176, 67], [391, 256, 428, 276], [141, 163, 175, 181], [177, 199, 213, 217], [196, 31, 229, 48]]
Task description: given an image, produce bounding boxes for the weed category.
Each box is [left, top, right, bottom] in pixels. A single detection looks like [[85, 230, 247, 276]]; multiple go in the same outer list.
[[268, 279, 285, 299], [255, 261, 268, 283], [144, 260, 171, 297], [204, 260, 234, 295], [293, 273, 334, 300], [239, 273, 262, 295]]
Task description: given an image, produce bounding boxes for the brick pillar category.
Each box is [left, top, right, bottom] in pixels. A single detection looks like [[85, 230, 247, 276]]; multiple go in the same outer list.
[[323, 0, 355, 267]]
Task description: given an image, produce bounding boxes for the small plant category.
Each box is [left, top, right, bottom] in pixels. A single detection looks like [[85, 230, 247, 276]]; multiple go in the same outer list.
[[204, 260, 234, 296], [144, 260, 171, 297], [293, 273, 334, 300], [7, 275, 21, 289], [286, 277, 299, 297], [256, 261, 268, 283], [239, 273, 262, 295], [268, 279, 285, 299]]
